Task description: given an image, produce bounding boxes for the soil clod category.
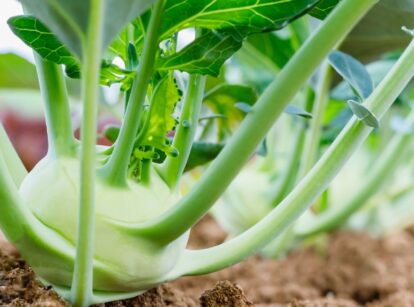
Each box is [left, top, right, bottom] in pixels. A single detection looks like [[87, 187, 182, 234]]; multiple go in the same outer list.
[[200, 281, 252, 307]]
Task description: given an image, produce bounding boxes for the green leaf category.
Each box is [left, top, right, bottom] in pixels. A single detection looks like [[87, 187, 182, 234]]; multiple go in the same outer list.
[[139, 74, 181, 155], [309, 0, 341, 19], [203, 84, 258, 141], [127, 43, 139, 71], [284, 104, 313, 119], [9, 15, 137, 88], [184, 142, 224, 171], [108, 17, 147, 63], [157, 30, 243, 76], [103, 125, 120, 143], [20, 0, 156, 58], [161, 0, 319, 38], [0, 53, 38, 89], [107, 27, 130, 63], [231, 31, 296, 92], [347, 100, 379, 128], [328, 50, 373, 100], [8, 15, 80, 78], [332, 59, 395, 101], [245, 32, 296, 71]]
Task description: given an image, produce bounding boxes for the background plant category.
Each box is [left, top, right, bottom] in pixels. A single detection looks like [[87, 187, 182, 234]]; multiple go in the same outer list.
[[208, 1, 414, 257]]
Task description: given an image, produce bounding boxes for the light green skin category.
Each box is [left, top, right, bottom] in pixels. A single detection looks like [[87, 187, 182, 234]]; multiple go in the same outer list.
[[211, 162, 274, 235], [18, 157, 188, 292]]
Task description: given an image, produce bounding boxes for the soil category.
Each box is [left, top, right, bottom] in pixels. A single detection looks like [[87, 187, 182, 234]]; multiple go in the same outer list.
[[2, 216, 414, 306]]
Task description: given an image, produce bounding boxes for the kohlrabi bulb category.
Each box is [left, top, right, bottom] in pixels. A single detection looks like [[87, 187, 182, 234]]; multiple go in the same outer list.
[[18, 156, 188, 293], [211, 160, 274, 236]]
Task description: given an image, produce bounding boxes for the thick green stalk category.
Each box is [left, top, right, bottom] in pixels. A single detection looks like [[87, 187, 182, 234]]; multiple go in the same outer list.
[[70, 1, 104, 305], [33, 55, 75, 158], [0, 151, 27, 241], [168, 38, 414, 276], [100, 0, 165, 186], [161, 74, 206, 189], [300, 61, 332, 177], [0, 124, 27, 187], [296, 111, 414, 237], [124, 0, 378, 244]]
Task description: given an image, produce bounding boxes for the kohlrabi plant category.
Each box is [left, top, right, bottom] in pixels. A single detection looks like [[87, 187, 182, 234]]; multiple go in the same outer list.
[[211, 23, 414, 257], [2, 0, 414, 306]]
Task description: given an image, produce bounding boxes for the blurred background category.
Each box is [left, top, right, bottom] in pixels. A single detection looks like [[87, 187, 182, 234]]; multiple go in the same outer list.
[[0, 1, 45, 170]]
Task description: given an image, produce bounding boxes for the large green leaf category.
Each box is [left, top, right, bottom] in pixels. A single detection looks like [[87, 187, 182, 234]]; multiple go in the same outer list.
[[161, 0, 319, 39], [9, 15, 137, 88], [157, 0, 316, 76], [20, 0, 156, 58], [309, 0, 340, 19], [0, 54, 38, 89], [8, 16, 80, 78], [157, 30, 242, 76]]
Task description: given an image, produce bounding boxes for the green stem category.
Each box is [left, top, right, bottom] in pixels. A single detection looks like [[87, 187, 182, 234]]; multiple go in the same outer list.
[[300, 61, 332, 177], [168, 38, 414, 276], [100, 0, 165, 186], [261, 86, 313, 257], [267, 85, 314, 204], [70, 1, 104, 305], [125, 0, 378, 244], [160, 74, 206, 189], [33, 55, 75, 157], [0, 149, 26, 241], [267, 123, 306, 205], [0, 124, 27, 187], [296, 111, 414, 237]]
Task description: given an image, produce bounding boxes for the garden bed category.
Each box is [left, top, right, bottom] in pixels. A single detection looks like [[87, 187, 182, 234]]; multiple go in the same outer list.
[[1, 216, 414, 306]]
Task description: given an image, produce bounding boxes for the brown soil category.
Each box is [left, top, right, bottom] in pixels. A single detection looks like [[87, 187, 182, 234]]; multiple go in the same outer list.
[[2, 216, 414, 306]]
